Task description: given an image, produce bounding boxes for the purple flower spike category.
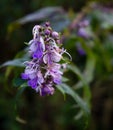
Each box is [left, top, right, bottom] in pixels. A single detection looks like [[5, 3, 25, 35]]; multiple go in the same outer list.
[[21, 22, 71, 96]]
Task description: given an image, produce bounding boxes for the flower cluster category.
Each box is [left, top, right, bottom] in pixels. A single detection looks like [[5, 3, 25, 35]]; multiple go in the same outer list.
[[21, 22, 71, 96]]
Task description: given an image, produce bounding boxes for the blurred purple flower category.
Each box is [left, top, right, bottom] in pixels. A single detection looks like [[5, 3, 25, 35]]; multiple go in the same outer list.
[[76, 43, 86, 56], [77, 20, 90, 39], [78, 28, 90, 39], [78, 48, 86, 56]]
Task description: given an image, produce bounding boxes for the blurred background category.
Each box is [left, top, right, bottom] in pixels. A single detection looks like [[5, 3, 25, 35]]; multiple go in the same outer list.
[[1, 0, 113, 130]]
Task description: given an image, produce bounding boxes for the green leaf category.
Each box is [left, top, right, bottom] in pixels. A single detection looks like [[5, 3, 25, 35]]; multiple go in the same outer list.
[[19, 82, 28, 88], [92, 10, 113, 29], [83, 53, 96, 104], [74, 110, 83, 120], [62, 77, 69, 82], [15, 84, 27, 103], [68, 63, 92, 108], [16, 116, 27, 124], [24, 42, 29, 45], [15, 7, 65, 25], [56, 83, 90, 116], [68, 64, 89, 89], [0, 58, 27, 68], [13, 78, 26, 87], [15, 83, 28, 101], [94, 38, 112, 72], [56, 84, 66, 100], [8, 7, 70, 33], [72, 38, 95, 86]]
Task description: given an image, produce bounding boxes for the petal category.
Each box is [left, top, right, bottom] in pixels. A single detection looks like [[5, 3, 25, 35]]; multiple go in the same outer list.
[[29, 40, 37, 52], [33, 41, 43, 58], [51, 63, 61, 70], [51, 50, 62, 62], [29, 73, 36, 79], [48, 38, 58, 49], [32, 25, 41, 39], [37, 71, 44, 84], [21, 73, 29, 79], [53, 78, 62, 84], [40, 37, 45, 51], [40, 85, 54, 96], [43, 53, 52, 64], [24, 69, 37, 79], [53, 74, 62, 84], [28, 78, 37, 88], [43, 54, 48, 64]]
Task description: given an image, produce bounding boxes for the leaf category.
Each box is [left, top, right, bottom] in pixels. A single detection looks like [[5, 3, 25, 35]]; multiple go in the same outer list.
[[68, 64, 89, 89], [94, 38, 112, 72], [13, 78, 26, 87], [82, 55, 95, 105], [24, 42, 29, 45], [84, 56, 96, 83], [19, 82, 28, 88], [74, 110, 83, 120], [15, 83, 28, 102], [56, 83, 90, 115], [68, 63, 92, 108], [49, 14, 70, 31], [16, 116, 27, 124], [73, 38, 96, 85], [5, 66, 14, 78], [92, 10, 113, 29], [62, 77, 69, 82], [15, 7, 64, 25], [0, 58, 27, 68], [8, 7, 70, 33]]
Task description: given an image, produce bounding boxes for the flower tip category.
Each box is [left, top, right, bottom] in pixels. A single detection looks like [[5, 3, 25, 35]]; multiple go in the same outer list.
[[45, 22, 50, 27]]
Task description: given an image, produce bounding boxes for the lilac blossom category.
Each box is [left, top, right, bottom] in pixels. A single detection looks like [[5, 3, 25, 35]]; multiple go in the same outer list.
[[21, 22, 71, 96]]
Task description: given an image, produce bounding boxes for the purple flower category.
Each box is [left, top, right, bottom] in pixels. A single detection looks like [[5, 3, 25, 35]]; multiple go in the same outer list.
[[45, 29, 51, 35], [40, 84, 54, 96], [43, 50, 62, 64], [21, 73, 29, 79], [36, 70, 44, 85], [77, 20, 91, 39], [28, 78, 37, 89], [21, 22, 71, 96], [45, 63, 63, 84], [78, 28, 89, 39], [78, 20, 89, 27], [76, 43, 86, 56], [33, 41, 43, 58], [52, 31, 59, 39], [29, 37, 45, 59], [77, 47, 86, 56]]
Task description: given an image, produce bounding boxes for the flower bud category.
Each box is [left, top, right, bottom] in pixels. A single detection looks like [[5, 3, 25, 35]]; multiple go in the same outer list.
[[52, 31, 59, 39]]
